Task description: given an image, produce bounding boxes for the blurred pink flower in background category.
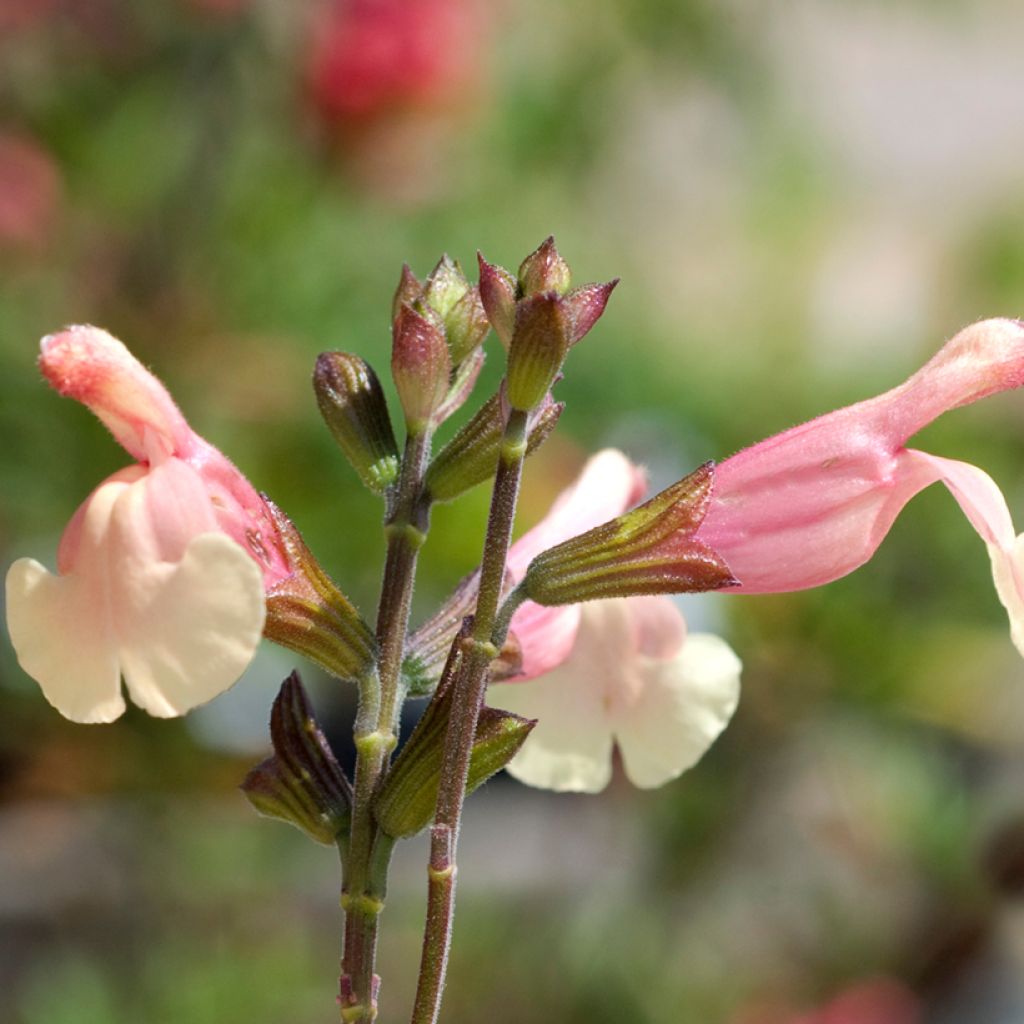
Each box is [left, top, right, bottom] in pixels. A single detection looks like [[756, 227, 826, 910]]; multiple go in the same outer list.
[[734, 978, 921, 1024], [306, 0, 481, 125], [0, 0, 58, 35], [0, 133, 61, 252], [6, 326, 290, 723], [304, 0, 488, 198]]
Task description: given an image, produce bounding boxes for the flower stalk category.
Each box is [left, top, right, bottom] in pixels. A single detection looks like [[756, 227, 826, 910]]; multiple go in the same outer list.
[[341, 426, 433, 1022], [410, 407, 529, 1024]]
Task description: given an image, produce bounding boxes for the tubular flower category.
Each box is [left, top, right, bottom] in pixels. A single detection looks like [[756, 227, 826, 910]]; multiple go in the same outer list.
[[489, 450, 742, 792], [6, 326, 291, 723], [696, 318, 1024, 652]]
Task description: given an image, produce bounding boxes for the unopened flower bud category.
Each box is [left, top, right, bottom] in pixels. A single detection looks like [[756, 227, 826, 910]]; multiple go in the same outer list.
[[443, 286, 489, 364], [505, 292, 571, 412], [522, 462, 738, 605], [422, 254, 468, 319], [425, 392, 563, 503], [392, 302, 452, 431], [241, 672, 351, 845], [477, 252, 517, 349], [419, 256, 489, 364], [518, 236, 571, 296], [314, 352, 399, 494]]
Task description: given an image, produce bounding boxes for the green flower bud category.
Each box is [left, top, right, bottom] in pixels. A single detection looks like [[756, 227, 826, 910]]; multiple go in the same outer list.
[[241, 672, 351, 845], [376, 642, 534, 838], [423, 255, 469, 319], [425, 392, 563, 503], [314, 352, 399, 494], [505, 292, 571, 412]]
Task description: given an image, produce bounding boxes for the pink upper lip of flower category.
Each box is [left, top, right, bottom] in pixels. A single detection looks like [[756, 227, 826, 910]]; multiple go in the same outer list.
[[39, 325, 291, 588], [698, 317, 1024, 595]]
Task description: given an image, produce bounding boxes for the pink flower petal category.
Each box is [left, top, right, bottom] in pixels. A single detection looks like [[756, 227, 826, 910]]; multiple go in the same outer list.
[[39, 326, 194, 464], [700, 318, 1024, 594], [7, 467, 266, 722]]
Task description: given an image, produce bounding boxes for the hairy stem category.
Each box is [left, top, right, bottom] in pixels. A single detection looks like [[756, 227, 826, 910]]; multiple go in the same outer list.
[[342, 428, 432, 1022], [410, 408, 529, 1024]]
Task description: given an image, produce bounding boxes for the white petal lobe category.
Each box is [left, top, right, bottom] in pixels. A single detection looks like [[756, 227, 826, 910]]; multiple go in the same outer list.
[[6, 557, 125, 723], [615, 632, 741, 789], [488, 665, 613, 794], [119, 533, 266, 717]]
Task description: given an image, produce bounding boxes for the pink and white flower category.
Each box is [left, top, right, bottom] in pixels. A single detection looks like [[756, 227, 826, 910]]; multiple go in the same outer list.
[[492, 318, 1024, 792], [697, 317, 1024, 650], [490, 450, 742, 793], [5, 326, 291, 723]]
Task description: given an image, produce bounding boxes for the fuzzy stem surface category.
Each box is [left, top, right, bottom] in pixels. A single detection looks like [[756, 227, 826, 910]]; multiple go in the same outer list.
[[409, 408, 529, 1024], [341, 428, 432, 1022]]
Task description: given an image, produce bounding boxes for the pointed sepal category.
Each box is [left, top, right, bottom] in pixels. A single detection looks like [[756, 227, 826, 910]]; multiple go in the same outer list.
[[241, 672, 352, 845], [565, 279, 618, 345], [477, 252, 517, 349]]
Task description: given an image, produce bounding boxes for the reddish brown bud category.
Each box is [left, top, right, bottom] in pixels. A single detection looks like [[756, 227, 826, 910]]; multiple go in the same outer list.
[[518, 236, 571, 296], [477, 252, 517, 349], [392, 263, 422, 322], [391, 302, 452, 430]]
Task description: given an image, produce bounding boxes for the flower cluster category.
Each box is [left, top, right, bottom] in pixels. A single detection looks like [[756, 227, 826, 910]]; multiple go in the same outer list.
[[7, 242, 1024, 1024]]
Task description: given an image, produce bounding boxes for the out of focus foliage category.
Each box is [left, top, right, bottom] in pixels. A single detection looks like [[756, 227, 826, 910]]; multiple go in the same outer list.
[[3, 1, 1024, 1022]]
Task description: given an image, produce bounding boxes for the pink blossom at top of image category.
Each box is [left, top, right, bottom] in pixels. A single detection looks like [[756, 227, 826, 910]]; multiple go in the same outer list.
[[0, 133, 61, 251], [306, 0, 484, 126], [734, 978, 921, 1024]]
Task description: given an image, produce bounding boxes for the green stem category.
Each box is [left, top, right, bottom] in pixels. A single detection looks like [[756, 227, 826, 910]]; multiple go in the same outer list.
[[409, 408, 529, 1024], [341, 428, 432, 1023]]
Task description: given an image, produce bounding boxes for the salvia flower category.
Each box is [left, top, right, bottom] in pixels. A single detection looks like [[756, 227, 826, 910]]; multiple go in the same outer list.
[[5, 326, 290, 723], [696, 317, 1024, 651], [489, 449, 742, 792]]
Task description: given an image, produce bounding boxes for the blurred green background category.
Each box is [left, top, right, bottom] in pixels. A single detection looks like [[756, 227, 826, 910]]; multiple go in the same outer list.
[[3, 1, 1024, 1021]]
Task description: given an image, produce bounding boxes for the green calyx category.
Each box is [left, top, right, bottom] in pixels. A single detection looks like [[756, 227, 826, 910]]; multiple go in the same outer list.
[[522, 462, 740, 605]]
